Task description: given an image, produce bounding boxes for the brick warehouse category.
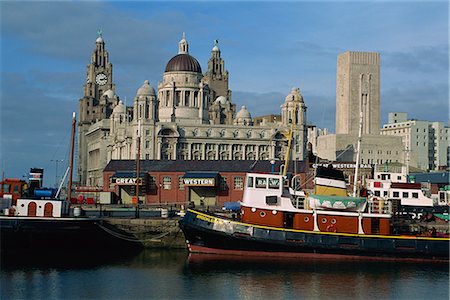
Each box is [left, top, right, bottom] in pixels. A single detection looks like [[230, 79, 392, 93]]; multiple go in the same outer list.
[[103, 160, 309, 208]]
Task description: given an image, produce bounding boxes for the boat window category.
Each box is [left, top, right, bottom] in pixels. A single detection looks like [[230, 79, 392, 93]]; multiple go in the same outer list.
[[383, 191, 388, 196], [268, 178, 280, 189], [403, 192, 408, 198], [374, 191, 380, 197], [247, 176, 254, 188], [256, 177, 267, 189], [393, 191, 399, 198], [412, 192, 418, 198]]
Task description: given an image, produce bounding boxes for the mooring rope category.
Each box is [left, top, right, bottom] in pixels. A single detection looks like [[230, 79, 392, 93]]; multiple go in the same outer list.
[[96, 222, 170, 242]]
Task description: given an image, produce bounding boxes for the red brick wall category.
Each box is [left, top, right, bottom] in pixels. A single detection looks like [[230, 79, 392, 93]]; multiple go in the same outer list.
[[103, 170, 246, 206]]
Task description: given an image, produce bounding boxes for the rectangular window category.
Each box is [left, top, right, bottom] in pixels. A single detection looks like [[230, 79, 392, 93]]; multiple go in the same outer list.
[[393, 191, 399, 198], [256, 177, 267, 189], [412, 192, 419, 198], [178, 176, 184, 190], [247, 176, 254, 188], [149, 176, 156, 190], [268, 177, 280, 189], [234, 176, 243, 190], [374, 191, 381, 197], [163, 176, 172, 190], [383, 191, 388, 197], [220, 177, 227, 191], [145, 140, 150, 149], [403, 192, 408, 198], [146, 130, 150, 136]]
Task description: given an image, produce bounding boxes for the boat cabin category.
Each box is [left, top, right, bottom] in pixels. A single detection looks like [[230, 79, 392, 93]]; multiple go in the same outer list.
[[240, 172, 391, 235], [15, 199, 69, 217]]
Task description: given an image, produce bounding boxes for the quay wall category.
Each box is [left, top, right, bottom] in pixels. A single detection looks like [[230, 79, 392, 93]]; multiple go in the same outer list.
[[105, 218, 187, 249]]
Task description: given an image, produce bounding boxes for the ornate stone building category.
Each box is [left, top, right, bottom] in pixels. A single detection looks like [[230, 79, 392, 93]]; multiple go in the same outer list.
[[78, 34, 308, 186]]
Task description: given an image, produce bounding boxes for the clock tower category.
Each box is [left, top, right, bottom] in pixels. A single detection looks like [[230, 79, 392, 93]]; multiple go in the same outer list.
[[78, 32, 116, 185]]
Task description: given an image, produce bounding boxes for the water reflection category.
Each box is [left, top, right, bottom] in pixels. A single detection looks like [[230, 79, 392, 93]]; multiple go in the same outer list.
[[185, 253, 449, 299], [1, 250, 448, 299]]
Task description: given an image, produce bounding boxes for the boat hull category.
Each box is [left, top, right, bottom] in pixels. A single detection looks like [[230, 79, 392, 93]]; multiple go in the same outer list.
[[179, 209, 449, 261], [0, 216, 142, 254]]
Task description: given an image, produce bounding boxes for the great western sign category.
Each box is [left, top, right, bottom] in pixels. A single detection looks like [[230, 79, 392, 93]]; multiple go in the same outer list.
[[312, 163, 372, 169], [183, 178, 215, 187], [111, 177, 143, 185]]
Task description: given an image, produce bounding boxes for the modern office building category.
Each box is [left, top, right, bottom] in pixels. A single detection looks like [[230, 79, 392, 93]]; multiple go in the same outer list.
[[381, 112, 450, 171]]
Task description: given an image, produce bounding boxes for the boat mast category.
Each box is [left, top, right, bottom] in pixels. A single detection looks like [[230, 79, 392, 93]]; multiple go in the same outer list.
[[282, 98, 298, 177], [353, 100, 363, 197], [67, 112, 76, 201], [135, 120, 141, 208]]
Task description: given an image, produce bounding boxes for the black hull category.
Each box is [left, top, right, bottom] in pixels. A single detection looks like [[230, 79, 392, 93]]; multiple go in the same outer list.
[[179, 210, 449, 261], [0, 216, 142, 255]]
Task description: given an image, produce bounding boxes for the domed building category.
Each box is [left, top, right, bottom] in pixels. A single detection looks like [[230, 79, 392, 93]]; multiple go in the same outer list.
[[158, 33, 210, 124], [78, 33, 308, 188], [234, 106, 253, 126]]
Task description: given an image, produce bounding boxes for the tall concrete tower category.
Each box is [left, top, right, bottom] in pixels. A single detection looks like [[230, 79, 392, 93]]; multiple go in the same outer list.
[[335, 51, 380, 135]]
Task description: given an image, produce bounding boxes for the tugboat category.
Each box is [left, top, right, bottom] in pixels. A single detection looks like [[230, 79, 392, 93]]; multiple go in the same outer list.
[[179, 102, 449, 261], [0, 113, 142, 255], [179, 168, 449, 261]]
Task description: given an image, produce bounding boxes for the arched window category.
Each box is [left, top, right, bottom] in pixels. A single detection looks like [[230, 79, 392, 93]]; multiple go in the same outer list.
[[44, 202, 53, 217], [27, 202, 37, 217]]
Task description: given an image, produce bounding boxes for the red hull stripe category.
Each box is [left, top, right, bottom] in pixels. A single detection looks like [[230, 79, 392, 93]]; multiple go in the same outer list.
[[188, 244, 448, 263]]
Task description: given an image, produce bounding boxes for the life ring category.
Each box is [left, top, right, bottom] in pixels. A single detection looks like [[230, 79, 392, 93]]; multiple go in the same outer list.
[[326, 224, 337, 233]]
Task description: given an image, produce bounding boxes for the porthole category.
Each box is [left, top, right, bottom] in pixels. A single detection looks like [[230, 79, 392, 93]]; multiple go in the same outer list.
[[21, 204, 25, 207], [251, 207, 256, 213], [321, 218, 327, 224], [331, 219, 337, 224], [260, 211, 266, 218], [304, 216, 309, 222], [272, 210, 277, 215]]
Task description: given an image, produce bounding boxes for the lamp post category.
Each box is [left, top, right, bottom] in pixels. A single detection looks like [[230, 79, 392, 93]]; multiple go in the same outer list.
[[51, 159, 64, 188]]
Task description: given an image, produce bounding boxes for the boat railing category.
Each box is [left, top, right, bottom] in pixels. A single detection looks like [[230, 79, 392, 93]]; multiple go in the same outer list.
[[290, 196, 306, 209], [367, 197, 392, 214]]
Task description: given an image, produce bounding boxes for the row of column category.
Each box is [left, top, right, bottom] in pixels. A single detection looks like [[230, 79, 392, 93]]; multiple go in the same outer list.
[[157, 140, 276, 160]]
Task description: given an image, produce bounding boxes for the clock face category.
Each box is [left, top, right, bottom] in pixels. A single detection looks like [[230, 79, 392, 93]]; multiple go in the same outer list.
[[95, 73, 108, 86]]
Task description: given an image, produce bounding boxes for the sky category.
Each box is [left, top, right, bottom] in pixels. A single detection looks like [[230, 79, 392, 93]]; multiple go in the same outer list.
[[0, 0, 448, 187]]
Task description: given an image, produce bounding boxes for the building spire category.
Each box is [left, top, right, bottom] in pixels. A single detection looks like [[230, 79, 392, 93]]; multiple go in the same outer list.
[[96, 29, 104, 43], [178, 32, 189, 54]]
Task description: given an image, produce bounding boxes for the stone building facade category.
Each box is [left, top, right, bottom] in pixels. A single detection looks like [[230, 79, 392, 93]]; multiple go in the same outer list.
[[78, 34, 308, 187]]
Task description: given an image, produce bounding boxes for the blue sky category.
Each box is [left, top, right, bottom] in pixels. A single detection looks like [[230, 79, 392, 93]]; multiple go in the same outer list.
[[1, 1, 448, 187]]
